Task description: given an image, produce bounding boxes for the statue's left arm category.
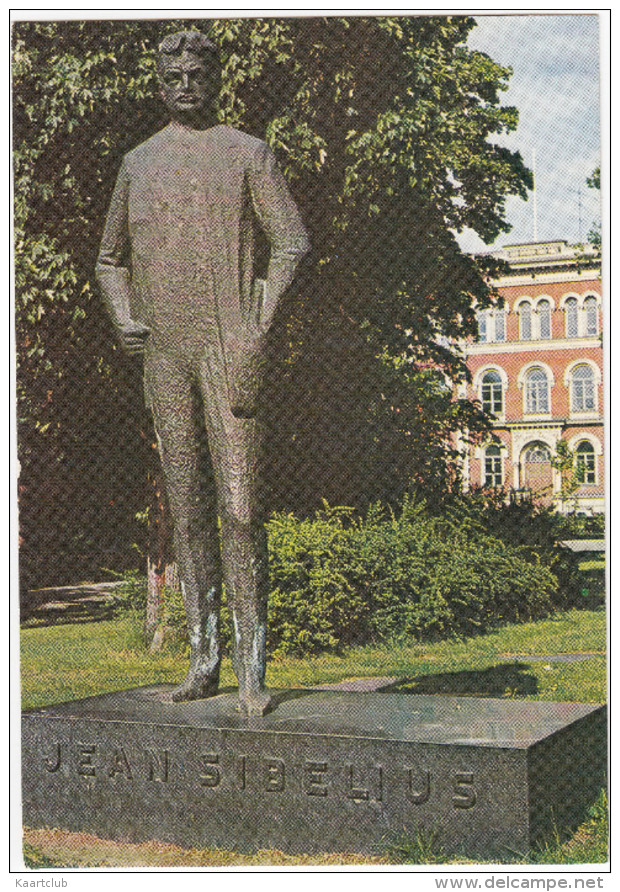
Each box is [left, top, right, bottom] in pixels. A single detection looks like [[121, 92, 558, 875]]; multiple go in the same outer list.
[[248, 143, 311, 332]]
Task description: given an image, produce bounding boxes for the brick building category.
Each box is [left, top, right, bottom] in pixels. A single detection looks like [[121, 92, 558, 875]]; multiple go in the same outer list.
[[461, 240, 604, 514]]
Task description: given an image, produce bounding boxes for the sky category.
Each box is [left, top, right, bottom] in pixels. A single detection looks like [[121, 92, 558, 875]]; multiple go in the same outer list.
[[458, 13, 602, 253]]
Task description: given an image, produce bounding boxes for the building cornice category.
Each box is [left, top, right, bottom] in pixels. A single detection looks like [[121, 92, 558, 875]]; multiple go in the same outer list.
[[498, 420, 566, 432], [490, 417, 603, 431], [465, 337, 602, 357], [492, 268, 601, 288]]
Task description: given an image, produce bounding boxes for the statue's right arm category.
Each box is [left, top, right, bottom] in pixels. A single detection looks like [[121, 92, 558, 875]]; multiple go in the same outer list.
[[96, 159, 150, 355]]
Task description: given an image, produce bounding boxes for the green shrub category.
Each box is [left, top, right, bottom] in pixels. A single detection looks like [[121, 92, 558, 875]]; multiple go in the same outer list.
[[266, 505, 372, 656], [440, 492, 595, 608], [108, 569, 148, 615], [112, 498, 564, 659], [265, 497, 558, 656]]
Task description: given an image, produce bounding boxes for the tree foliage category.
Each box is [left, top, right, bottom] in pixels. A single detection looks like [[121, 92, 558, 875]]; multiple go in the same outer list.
[[13, 16, 532, 586], [586, 165, 601, 249]]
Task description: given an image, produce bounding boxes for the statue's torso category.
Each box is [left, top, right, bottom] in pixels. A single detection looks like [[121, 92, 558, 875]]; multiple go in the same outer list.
[[125, 124, 262, 347]]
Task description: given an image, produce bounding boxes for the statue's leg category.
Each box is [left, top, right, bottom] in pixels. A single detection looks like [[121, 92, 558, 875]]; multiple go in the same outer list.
[[199, 353, 271, 717], [146, 351, 222, 701], [219, 509, 271, 716]]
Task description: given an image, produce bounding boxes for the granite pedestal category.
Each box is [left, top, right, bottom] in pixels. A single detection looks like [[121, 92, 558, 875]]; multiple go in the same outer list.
[[22, 687, 606, 857]]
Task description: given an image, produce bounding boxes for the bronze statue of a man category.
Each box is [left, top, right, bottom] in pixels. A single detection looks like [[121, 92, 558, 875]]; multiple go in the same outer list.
[[96, 31, 310, 715]]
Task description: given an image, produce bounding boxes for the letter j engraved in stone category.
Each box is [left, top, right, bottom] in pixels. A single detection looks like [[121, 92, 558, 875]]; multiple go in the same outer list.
[[42, 743, 61, 772], [374, 765, 384, 802]]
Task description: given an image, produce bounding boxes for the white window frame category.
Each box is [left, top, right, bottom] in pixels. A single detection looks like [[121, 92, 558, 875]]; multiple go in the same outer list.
[[564, 296, 579, 337], [567, 433, 602, 488], [571, 365, 596, 412], [477, 306, 506, 344], [524, 442, 552, 463], [537, 298, 552, 340], [563, 359, 601, 418], [575, 441, 597, 485], [517, 299, 533, 340], [518, 361, 554, 418], [473, 365, 508, 420], [559, 291, 602, 338], [525, 367, 550, 414], [481, 370, 504, 417], [583, 295, 599, 337], [483, 444, 504, 488]]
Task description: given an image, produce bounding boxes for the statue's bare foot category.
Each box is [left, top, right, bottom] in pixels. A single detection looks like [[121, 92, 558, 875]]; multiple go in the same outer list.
[[238, 688, 273, 717], [172, 664, 220, 702]]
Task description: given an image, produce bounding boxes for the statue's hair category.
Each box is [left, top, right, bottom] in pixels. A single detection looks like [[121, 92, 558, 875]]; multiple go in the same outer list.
[[157, 31, 219, 70]]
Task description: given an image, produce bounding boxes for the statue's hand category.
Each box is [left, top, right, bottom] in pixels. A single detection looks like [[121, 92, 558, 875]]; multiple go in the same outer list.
[[118, 320, 151, 356], [226, 329, 269, 419]]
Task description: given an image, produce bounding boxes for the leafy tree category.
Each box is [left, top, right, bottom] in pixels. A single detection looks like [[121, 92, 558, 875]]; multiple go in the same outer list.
[[13, 16, 531, 591], [587, 165, 601, 249], [550, 440, 580, 513]]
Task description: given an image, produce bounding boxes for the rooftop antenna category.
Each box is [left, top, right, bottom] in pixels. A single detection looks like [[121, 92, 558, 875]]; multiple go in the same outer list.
[[532, 149, 538, 242]]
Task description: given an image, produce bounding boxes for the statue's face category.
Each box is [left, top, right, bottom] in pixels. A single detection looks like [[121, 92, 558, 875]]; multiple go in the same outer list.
[[159, 50, 219, 121]]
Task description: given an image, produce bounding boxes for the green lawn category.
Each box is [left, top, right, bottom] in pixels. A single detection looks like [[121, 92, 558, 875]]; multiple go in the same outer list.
[[21, 607, 607, 709], [20, 607, 608, 866], [579, 559, 605, 571]]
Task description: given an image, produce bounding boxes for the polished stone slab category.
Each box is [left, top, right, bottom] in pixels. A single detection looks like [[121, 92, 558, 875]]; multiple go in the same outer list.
[[22, 687, 606, 857]]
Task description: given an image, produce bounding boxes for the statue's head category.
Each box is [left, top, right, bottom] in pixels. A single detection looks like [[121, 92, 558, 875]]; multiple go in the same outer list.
[[157, 31, 220, 124]]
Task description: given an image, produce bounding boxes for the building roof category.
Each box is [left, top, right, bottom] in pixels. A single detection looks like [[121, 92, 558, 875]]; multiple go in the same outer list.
[[478, 240, 600, 276]]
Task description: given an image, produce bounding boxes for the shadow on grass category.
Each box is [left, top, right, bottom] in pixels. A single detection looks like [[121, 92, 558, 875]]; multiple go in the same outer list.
[[390, 662, 540, 698], [21, 600, 119, 628]]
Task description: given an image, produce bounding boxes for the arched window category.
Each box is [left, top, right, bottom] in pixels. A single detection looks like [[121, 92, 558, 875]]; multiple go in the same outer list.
[[584, 296, 598, 336], [575, 441, 596, 484], [525, 367, 550, 413], [571, 364, 595, 412], [565, 297, 579, 337], [538, 300, 551, 339], [524, 443, 551, 463], [484, 445, 503, 488], [519, 303, 532, 340], [494, 307, 506, 342], [481, 370, 503, 417]]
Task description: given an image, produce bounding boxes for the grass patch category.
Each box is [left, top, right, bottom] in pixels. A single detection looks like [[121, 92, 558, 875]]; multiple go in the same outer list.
[[383, 825, 446, 865], [21, 609, 606, 710], [579, 559, 605, 572], [21, 828, 386, 867], [531, 790, 609, 865], [264, 608, 607, 703]]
